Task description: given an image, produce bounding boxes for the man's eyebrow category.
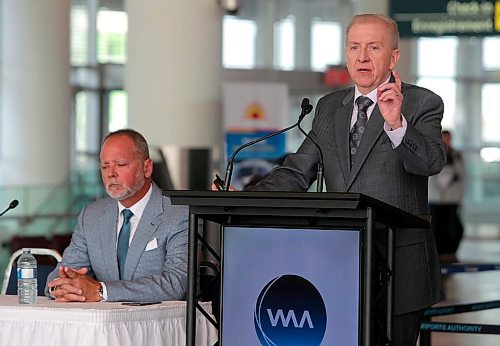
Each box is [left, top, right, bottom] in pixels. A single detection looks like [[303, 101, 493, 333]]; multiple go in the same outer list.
[[100, 159, 128, 164], [348, 39, 382, 44]]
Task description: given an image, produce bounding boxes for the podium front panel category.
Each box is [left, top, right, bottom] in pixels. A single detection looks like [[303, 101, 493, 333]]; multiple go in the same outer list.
[[221, 226, 360, 346]]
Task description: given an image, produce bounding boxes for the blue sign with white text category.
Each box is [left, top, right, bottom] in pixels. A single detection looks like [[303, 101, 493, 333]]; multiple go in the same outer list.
[[225, 131, 286, 161]]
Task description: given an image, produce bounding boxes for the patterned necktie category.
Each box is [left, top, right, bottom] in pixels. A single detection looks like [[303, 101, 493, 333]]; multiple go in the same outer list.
[[117, 209, 134, 279], [349, 96, 374, 167]]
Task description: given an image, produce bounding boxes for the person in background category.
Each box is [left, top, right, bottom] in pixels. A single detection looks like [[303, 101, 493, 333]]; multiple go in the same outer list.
[[46, 129, 188, 302], [429, 130, 466, 263], [244, 13, 446, 345]]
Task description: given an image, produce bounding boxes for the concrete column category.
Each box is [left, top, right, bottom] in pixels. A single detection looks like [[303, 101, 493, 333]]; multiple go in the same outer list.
[[0, 0, 71, 186], [125, 0, 223, 148], [455, 38, 483, 146], [293, 4, 312, 70], [351, 0, 388, 16], [255, 0, 276, 68]]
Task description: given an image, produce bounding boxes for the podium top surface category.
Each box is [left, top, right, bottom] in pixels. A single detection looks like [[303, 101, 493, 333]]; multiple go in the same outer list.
[[164, 190, 429, 228], [166, 190, 376, 204]]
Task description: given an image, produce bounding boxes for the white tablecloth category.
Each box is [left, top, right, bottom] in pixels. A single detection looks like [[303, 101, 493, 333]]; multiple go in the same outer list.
[[0, 295, 218, 346]]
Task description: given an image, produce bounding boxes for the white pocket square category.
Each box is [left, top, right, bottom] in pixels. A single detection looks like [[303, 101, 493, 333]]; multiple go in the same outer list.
[[145, 238, 158, 251]]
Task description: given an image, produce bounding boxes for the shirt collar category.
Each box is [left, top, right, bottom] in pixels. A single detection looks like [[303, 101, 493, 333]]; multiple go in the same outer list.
[[117, 183, 153, 220], [353, 74, 391, 106]]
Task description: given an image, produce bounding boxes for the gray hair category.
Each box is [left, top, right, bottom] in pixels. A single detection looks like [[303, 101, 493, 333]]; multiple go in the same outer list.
[[103, 129, 150, 160], [346, 14, 400, 49]]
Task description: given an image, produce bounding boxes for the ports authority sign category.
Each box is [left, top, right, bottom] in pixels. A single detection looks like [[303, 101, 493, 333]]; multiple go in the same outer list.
[[390, 0, 500, 37]]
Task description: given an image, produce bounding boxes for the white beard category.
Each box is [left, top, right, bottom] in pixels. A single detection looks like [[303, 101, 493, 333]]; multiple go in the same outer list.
[[105, 168, 145, 201]]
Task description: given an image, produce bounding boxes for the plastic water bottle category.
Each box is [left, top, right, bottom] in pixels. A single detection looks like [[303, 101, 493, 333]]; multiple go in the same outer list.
[[17, 248, 37, 304]]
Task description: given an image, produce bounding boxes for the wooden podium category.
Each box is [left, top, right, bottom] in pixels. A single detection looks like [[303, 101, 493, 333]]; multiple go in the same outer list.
[[165, 191, 429, 346]]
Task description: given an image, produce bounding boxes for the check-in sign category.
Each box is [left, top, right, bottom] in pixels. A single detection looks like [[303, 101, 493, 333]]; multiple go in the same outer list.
[[391, 0, 500, 37]]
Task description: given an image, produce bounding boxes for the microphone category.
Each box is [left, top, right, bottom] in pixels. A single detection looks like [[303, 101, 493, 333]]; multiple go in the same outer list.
[[217, 98, 314, 191], [298, 98, 313, 123], [0, 199, 19, 217], [297, 119, 325, 192]]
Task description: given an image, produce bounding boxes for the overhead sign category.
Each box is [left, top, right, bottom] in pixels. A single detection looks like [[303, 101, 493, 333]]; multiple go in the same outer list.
[[390, 0, 500, 37]]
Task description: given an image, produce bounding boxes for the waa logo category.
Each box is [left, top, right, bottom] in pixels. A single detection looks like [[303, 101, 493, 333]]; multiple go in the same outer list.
[[254, 275, 327, 346], [267, 309, 314, 328]]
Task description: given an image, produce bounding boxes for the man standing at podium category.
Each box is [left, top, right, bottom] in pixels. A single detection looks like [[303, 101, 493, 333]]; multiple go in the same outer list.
[[46, 129, 188, 303], [246, 14, 445, 345]]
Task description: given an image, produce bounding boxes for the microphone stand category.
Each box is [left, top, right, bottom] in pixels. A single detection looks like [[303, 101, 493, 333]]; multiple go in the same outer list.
[[223, 123, 299, 191], [297, 123, 324, 193], [220, 98, 314, 191]]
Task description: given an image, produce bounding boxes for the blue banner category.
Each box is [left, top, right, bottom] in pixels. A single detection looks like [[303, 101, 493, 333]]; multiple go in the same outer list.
[[226, 131, 286, 161]]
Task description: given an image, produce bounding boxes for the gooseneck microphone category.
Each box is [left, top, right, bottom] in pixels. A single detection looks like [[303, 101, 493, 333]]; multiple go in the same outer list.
[[298, 98, 313, 123], [0, 199, 19, 217], [297, 118, 325, 192], [218, 98, 314, 191]]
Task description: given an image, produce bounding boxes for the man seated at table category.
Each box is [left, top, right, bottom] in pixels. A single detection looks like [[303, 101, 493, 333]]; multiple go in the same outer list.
[[46, 129, 188, 302]]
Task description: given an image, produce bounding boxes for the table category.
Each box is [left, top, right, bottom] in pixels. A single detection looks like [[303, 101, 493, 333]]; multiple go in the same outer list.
[[0, 295, 218, 346]]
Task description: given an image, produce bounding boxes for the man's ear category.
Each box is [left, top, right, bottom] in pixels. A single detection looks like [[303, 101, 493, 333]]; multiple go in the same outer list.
[[390, 49, 400, 70], [144, 158, 153, 178]]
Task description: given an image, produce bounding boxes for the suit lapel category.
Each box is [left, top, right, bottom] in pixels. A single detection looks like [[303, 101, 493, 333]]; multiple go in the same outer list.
[[334, 91, 355, 187], [123, 185, 162, 280], [99, 201, 120, 280], [347, 105, 385, 188]]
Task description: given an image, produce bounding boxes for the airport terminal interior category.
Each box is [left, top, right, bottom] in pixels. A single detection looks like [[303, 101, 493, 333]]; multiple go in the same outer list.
[[1, 0, 500, 344]]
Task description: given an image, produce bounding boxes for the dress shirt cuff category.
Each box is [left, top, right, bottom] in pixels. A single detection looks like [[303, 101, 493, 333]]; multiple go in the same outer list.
[[100, 282, 108, 301], [384, 114, 407, 148]]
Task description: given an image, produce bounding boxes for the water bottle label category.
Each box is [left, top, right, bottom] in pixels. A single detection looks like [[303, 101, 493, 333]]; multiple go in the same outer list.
[[17, 268, 37, 279]]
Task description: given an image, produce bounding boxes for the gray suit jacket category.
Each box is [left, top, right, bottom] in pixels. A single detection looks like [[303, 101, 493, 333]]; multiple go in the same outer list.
[[46, 183, 188, 302], [249, 83, 446, 314]]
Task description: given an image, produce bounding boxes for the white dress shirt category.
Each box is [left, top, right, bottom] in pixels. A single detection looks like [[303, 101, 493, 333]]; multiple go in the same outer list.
[[101, 183, 153, 300]]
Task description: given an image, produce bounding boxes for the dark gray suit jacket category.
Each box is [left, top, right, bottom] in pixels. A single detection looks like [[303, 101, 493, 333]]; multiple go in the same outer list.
[[46, 183, 188, 302], [249, 83, 446, 314]]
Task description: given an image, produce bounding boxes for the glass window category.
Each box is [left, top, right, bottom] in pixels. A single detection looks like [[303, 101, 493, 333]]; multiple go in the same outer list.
[[417, 37, 458, 131], [223, 16, 257, 69], [416, 78, 456, 131], [75, 92, 89, 152], [97, 10, 127, 64], [483, 37, 500, 70], [417, 37, 458, 77], [480, 147, 500, 162], [273, 16, 295, 71], [70, 5, 89, 66], [481, 83, 500, 142], [74, 91, 100, 155], [108, 90, 128, 132], [311, 19, 342, 71]]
